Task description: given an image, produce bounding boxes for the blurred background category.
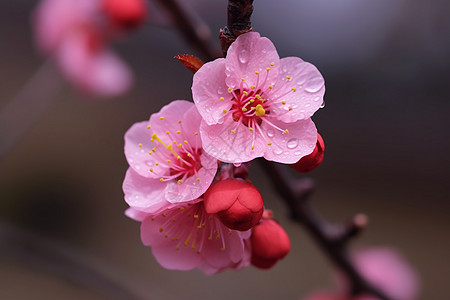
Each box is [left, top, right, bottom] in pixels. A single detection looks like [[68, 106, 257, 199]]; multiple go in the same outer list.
[[1, 0, 449, 299]]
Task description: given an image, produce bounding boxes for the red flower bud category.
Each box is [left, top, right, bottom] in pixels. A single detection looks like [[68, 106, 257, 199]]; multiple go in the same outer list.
[[102, 0, 147, 30], [203, 179, 264, 231], [290, 133, 325, 173], [251, 219, 290, 269]]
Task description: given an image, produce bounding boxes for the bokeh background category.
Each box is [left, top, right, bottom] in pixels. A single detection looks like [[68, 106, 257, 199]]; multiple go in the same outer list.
[[1, 0, 449, 299]]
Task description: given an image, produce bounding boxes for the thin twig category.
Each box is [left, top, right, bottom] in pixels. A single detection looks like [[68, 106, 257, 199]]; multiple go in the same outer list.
[[259, 160, 391, 300], [152, 0, 218, 61]]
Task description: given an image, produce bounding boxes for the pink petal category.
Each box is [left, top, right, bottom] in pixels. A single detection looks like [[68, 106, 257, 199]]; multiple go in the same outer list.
[[149, 100, 195, 136], [124, 121, 160, 179], [152, 245, 203, 271], [123, 168, 170, 213], [200, 115, 263, 163], [353, 248, 420, 300], [269, 57, 325, 123], [164, 166, 216, 204], [124, 207, 149, 222], [56, 32, 132, 97], [225, 32, 280, 90], [192, 58, 233, 125], [261, 117, 317, 164]]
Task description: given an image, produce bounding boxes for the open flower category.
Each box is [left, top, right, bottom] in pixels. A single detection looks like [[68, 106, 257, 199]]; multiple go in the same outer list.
[[126, 201, 252, 274], [124, 100, 218, 213], [192, 32, 324, 163], [33, 0, 145, 96]]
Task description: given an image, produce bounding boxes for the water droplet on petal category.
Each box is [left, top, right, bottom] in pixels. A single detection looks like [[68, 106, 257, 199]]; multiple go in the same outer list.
[[274, 148, 283, 155], [287, 138, 299, 149], [320, 100, 326, 109], [304, 77, 324, 93], [294, 150, 302, 156], [239, 49, 249, 63], [233, 163, 242, 167], [267, 129, 275, 138]]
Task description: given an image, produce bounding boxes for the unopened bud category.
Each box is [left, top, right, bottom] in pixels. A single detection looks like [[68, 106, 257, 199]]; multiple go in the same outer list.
[[290, 133, 324, 173], [204, 179, 264, 231], [251, 219, 290, 269], [102, 0, 147, 30]]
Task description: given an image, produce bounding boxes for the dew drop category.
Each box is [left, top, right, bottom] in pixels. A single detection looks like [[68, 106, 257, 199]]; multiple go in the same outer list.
[[313, 96, 321, 102], [304, 77, 324, 93], [267, 129, 275, 137], [320, 100, 326, 109], [294, 150, 302, 156], [274, 148, 283, 155], [287, 138, 299, 149], [239, 49, 249, 63], [233, 163, 242, 167], [308, 144, 314, 148]]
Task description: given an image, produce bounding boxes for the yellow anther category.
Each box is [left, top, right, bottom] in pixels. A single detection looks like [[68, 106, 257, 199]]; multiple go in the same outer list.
[[178, 120, 182, 124], [243, 91, 248, 96], [138, 143, 143, 147], [289, 106, 293, 111], [179, 207, 185, 212], [155, 162, 159, 166], [250, 86, 255, 89], [166, 131, 169, 135], [222, 109, 227, 113], [250, 99, 255, 103], [242, 108, 248, 112], [178, 180, 183, 184], [178, 144, 182, 148], [221, 247, 226, 251], [151, 134, 168, 147], [208, 237, 212, 240], [268, 85, 273, 89], [285, 129, 289, 134], [267, 142, 273, 146], [196, 178, 200, 181], [194, 132, 198, 135], [231, 129, 236, 134], [270, 62, 274, 66], [228, 87, 233, 92], [147, 125, 151, 129], [292, 87, 297, 92], [266, 68, 271, 71], [176, 130, 181, 134], [281, 101, 286, 105], [150, 168, 153, 172], [251, 146, 255, 150], [175, 247, 180, 251], [194, 215, 199, 219], [255, 94, 261, 99], [164, 234, 168, 238], [249, 127, 254, 131], [173, 140, 177, 144], [241, 78, 245, 82], [255, 71, 259, 75], [160, 117, 164, 120], [286, 75, 291, 80], [177, 156, 181, 160], [159, 227, 163, 232], [148, 151, 152, 155], [167, 160, 171, 163], [255, 104, 266, 117], [187, 153, 191, 157], [160, 178, 164, 182], [220, 97, 224, 101], [184, 140, 188, 144]]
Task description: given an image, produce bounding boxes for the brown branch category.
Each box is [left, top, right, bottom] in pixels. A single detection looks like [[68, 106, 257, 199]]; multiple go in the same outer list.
[[153, 0, 218, 61], [220, 0, 254, 56], [259, 160, 391, 300]]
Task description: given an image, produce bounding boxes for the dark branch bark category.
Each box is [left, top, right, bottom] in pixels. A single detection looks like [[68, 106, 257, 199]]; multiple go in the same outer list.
[[153, 0, 217, 61], [259, 160, 391, 300], [220, 0, 254, 56]]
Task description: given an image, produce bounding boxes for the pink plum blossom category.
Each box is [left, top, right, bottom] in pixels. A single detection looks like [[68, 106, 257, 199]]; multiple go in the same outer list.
[[33, 0, 134, 96], [123, 100, 218, 213], [192, 32, 324, 164], [349, 248, 420, 300], [126, 201, 252, 274]]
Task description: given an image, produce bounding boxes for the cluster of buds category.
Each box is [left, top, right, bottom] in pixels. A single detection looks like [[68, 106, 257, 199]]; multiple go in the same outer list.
[[123, 32, 325, 273], [33, 0, 148, 96]]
